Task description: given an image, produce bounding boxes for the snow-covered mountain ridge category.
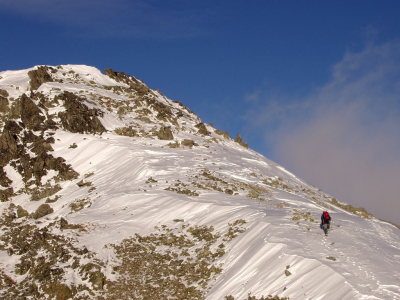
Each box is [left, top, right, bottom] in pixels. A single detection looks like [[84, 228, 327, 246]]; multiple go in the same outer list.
[[0, 65, 399, 299]]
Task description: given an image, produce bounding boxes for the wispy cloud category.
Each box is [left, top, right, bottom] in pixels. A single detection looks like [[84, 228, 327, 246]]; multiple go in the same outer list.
[[0, 0, 217, 38], [245, 40, 400, 224]]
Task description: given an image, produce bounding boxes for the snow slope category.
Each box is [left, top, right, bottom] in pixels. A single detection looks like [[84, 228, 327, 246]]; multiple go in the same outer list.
[[0, 65, 399, 299]]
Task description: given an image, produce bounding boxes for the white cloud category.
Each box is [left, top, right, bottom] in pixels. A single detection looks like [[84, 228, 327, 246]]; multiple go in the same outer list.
[[246, 40, 400, 224]]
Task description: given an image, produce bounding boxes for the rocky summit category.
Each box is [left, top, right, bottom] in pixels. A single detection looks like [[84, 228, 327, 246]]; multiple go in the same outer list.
[[0, 65, 399, 300]]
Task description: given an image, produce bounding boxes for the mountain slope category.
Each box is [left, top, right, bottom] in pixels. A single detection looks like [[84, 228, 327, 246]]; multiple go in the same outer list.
[[0, 65, 399, 299]]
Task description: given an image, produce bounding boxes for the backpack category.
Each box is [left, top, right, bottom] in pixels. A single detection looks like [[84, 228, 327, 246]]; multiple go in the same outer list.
[[323, 211, 330, 221]]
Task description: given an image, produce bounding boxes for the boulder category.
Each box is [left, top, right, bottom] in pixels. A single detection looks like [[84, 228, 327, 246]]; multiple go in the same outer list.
[[32, 204, 54, 219]]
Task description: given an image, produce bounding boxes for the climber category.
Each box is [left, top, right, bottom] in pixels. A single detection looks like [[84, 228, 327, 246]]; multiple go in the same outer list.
[[320, 211, 331, 236]]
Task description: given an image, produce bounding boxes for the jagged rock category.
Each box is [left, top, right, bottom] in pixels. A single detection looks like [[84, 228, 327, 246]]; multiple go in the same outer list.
[[57, 92, 106, 135], [0, 130, 18, 166], [17, 205, 29, 218], [26, 133, 54, 155], [0, 123, 78, 184], [0, 167, 12, 187], [172, 100, 193, 114], [156, 125, 173, 140], [235, 133, 248, 148], [59, 217, 69, 229], [8, 98, 22, 119], [105, 68, 149, 96], [214, 130, 231, 140], [104, 68, 134, 85], [44, 156, 79, 181], [4, 120, 22, 135], [146, 98, 175, 122], [28, 66, 53, 91], [195, 122, 211, 135], [235, 133, 243, 144], [21, 94, 45, 131], [0, 96, 9, 113], [32, 204, 54, 219]]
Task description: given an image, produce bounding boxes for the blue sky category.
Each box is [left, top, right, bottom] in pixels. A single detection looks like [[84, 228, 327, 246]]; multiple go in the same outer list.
[[1, 0, 400, 224]]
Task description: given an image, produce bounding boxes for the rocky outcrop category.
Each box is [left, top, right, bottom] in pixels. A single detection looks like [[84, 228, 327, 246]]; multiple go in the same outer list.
[[1, 124, 78, 187], [156, 125, 174, 140], [104, 68, 134, 85], [57, 92, 106, 135], [235, 133, 248, 148], [28, 66, 53, 91], [215, 129, 231, 140], [195, 122, 211, 135], [146, 98, 174, 122], [21, 94, 46, 131], [105, 68, 149, 96]]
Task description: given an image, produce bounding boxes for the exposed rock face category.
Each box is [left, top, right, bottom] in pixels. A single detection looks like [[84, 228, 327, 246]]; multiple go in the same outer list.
[[8, 98, 22, 119], [0, 130, 18, 167], [105, 68, 150, 96], [28, 66, 53, 90], [21, 94, 46, 131], [0, 96, 79, 186], [57, 92, 106, 135], [4, 120, 23, 135], [0, 96, 9, 113]]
